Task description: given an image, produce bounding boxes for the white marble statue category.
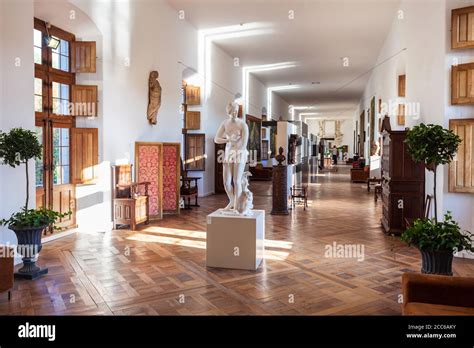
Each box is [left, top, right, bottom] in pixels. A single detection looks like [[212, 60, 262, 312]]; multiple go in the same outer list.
[[214, 102, 252, 214]]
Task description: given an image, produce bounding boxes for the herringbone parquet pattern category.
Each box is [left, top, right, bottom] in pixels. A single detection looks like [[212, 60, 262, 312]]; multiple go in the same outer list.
[[1, 164, 473, 315]]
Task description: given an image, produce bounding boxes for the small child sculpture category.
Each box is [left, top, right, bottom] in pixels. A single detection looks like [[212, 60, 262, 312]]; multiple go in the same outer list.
[[237, 171, 253, 216]]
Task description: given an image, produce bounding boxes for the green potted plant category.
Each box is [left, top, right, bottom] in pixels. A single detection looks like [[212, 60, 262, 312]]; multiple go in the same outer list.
[[0, 128, 69, 280], [401, 212, 474, 275], [402, 123, 471, 275]]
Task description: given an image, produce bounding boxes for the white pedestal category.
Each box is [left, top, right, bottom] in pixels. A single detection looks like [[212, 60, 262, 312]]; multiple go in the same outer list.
[[206, 209, 265, 271]]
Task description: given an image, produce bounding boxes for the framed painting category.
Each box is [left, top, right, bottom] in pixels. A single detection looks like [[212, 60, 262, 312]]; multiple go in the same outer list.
[[185, 133, 205, 171], [246, 114, 262, 162], [262, 128, 267, 139], [162, 143, 181, 214], [185, 110, 200, 130], [185, 85, 201, 105], [369, 97, 375, 155], [135, 142, 163, 220]]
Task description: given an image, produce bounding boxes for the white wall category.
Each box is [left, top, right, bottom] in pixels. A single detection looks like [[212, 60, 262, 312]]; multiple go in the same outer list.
[[444, 0, 474, 256], [0, 0, 35, 246], [271, 93, 291, 120], [247, 74, 266, 118], [357, 0, 473, 257]]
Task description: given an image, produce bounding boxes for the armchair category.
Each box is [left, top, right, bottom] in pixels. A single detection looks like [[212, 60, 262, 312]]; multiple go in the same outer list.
[[180, 158, 201, 209], [402, 272, 474, 315], [0, 245, 14, 300]]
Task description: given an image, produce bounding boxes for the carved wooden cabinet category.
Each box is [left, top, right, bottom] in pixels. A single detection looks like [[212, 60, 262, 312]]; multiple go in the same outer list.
[[381, 130, 425, 235]]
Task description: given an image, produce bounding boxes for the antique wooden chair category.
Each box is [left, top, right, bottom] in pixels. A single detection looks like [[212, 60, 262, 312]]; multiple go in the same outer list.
[[290, 185, 308, 211], [180, 158, 201, 209]]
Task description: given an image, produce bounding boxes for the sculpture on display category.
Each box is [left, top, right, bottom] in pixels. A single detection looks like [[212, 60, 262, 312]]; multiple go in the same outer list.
[[275, 146, 286, 165], [237, 171, 253, 216], [147, 71, 162, 125], [214, 102, 252, 214], [288, 134, 299, 164]]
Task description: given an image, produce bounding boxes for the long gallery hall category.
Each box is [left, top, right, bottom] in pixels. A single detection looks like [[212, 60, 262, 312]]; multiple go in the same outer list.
[[1, 0, 474, 322]]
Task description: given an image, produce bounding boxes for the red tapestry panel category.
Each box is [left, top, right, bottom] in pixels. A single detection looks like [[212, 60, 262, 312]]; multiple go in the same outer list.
[[162, 144, 179, 213], [136, 143, 161, 217]]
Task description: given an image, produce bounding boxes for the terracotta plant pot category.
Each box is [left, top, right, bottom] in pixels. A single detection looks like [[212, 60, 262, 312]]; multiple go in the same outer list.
[[10, 225, 48, 280], [420, 250, 453, 276]]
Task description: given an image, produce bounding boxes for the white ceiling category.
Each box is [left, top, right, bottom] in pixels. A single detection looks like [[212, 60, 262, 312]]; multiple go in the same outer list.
[[167, 0, 400, 117]]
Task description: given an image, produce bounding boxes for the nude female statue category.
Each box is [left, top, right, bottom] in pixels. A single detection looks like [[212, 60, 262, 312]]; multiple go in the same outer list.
[[214, 102, 250, 212]]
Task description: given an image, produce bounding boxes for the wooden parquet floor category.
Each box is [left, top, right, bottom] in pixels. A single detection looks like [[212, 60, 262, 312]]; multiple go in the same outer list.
[[1, 164, 473, 315]]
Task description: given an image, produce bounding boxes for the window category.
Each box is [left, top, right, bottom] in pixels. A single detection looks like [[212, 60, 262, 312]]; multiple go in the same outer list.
[[35, 126, 44, 187], [52, 128, 70, 185], [34, 29, 42, 65], [52, 82, 70, 115], [52, 38, 69, 72], [34, 78, 43, 112]]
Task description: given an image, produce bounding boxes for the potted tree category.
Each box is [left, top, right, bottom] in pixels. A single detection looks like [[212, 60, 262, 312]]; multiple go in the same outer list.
[[0, 128, 69, 280], [402, 123, 473, 275]]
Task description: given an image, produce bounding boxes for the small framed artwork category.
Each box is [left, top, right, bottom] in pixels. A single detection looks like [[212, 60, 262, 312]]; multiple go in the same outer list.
[[185, 85, 201, 105], [185, 110, 201, 130], [185, 133, 205, 171], [262, 128, 267, 139]]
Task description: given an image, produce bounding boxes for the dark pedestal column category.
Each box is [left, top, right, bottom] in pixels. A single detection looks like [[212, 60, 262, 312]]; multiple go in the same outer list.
[[271, 165, 289, 215]]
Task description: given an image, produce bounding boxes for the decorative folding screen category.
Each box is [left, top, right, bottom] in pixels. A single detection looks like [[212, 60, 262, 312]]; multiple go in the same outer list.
[[162, 143, 181, 214], [135, 142, 163, 220]]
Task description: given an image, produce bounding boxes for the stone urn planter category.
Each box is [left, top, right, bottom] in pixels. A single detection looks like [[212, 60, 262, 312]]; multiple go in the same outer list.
[[10, 225, 48, 280], [420, 250, 453, 276]]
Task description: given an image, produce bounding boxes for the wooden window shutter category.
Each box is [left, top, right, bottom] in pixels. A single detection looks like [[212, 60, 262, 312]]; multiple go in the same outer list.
[[71, 41, 96, 73], [398, 75, 406, 97], [71, 128, 99, 184], [451, 63, 474, 105], [71, 85, 98, 116], [452, 6, 474, 49], [449, 119, 474, 193]]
